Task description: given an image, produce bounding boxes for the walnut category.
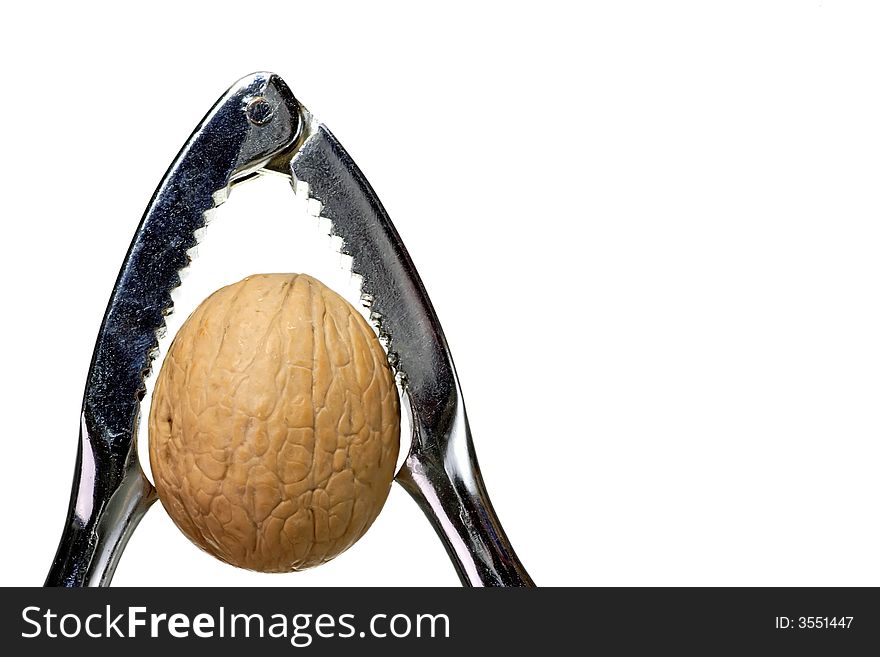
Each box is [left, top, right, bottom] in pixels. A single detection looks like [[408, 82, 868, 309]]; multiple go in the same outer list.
[[148, 274, 400, 572]]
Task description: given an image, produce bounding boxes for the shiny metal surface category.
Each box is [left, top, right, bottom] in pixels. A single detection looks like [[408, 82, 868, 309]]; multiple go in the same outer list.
[[48, 71, 532, 587], [289, 129, 533, 586], [46, 73, 302, 586]]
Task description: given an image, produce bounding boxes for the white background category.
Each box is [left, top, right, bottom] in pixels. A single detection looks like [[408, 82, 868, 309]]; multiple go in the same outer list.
[[1, 1, 879, 587]]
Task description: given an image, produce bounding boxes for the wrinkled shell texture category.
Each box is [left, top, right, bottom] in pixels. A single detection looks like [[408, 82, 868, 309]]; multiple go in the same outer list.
[[149, 274, 400, 572]]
